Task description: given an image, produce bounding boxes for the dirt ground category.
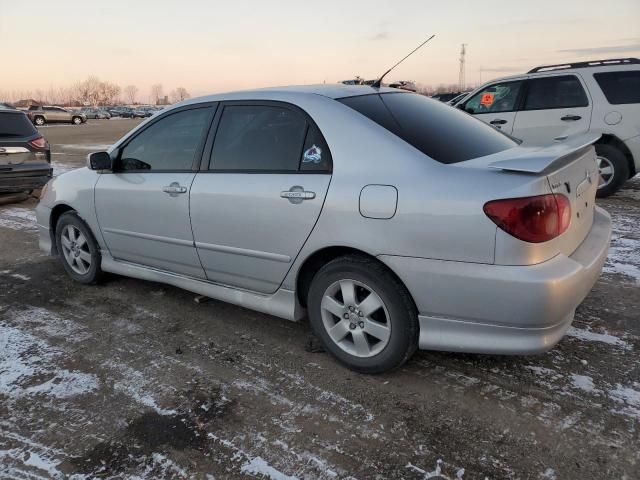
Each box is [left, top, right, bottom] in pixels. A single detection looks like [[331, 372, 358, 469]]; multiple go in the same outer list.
[[1, 119, 639, 479]]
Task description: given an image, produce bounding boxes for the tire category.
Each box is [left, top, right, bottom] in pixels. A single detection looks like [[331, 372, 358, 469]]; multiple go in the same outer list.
[[307, 255, 418, 374], [34, 116, 45, 126], [55, 212, 103, 284], [596, 144, 629, 198], [72, 116, 82, 125]]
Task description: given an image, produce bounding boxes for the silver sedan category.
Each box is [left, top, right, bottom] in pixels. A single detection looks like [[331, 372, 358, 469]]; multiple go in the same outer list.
[[36, 85, 611, 373]]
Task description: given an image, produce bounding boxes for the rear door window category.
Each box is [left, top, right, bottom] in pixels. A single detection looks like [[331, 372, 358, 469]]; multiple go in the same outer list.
[[339, 93, 517, 164], [594, 71, 640, 105], [0, 112, 38, 137], [523, 75, 589, 110], [211, 105, 307, 172]]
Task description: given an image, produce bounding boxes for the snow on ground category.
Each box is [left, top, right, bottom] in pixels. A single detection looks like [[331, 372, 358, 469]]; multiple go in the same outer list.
[[566, 326, 631, 349], [0, 206, 37, 231]]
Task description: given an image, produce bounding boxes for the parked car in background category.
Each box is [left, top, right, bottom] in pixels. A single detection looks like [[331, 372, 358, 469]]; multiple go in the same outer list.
[[431, 92, 464, 102], [27, 105, 86, 126], [457, 58, 640, 197], [80, 107, 111, 119], [0, 108, 51, 194], [0, 102, 16, 109], [37, 85, 610, 373], [446, 92, 470, 106], [388, 81, 417, 92]]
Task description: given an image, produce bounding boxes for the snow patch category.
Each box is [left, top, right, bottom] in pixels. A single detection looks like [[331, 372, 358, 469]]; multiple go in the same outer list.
[[570, 374, 601, 394], [608, 383, 640, 419], [566, 326, 630, 349], [0, 206, 37, 231], [240, 456, 298, 480], [0, 323, 98, 399]]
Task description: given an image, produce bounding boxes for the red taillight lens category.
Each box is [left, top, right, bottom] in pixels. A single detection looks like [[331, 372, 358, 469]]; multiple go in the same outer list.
[[483, 194, 571, 243], [29, 136, 47, 149]]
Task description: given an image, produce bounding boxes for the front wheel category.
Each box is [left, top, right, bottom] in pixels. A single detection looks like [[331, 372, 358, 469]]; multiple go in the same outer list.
[[307, 255, 418, 374], [72, 116, 83, 125], [55, 212, 103, 284], [34, 116, 45, 126], [596, 144, 629, 198]]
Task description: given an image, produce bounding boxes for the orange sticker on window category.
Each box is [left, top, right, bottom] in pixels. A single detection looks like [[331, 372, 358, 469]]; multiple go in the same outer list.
[[480, 93, 494, 106]]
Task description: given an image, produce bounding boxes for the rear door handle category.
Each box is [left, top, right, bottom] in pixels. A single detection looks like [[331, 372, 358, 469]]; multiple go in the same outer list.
[[561, 115, 582, 121], [281, 186, 316, 204], [490, 119, 508, 125], [162, 182, 187, 196]]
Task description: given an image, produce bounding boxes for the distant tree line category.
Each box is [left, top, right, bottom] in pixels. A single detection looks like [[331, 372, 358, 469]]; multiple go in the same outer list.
[[0, 76, 190, 107]]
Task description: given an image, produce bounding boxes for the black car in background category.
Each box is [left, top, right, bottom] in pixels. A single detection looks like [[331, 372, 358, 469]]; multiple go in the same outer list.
[[0, 108, 51, 194]]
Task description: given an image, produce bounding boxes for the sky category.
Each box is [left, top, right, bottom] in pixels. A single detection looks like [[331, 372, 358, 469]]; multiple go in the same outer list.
[[1, 0, 639, 99]]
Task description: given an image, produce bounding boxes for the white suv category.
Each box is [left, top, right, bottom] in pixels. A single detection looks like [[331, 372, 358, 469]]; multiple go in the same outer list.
[[458, 58, 640, 197]]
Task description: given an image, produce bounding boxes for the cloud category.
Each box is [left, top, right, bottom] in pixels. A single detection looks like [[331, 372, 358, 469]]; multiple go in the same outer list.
[[370, 31, 389, 41], [557, 43, 640, 56]]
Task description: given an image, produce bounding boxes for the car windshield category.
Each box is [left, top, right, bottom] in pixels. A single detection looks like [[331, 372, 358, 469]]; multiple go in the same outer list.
[[338, 92, 517, 164]]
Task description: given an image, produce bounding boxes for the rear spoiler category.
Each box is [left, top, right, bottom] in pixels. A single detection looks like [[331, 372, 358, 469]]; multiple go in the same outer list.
[[488, 133, 601, 174]]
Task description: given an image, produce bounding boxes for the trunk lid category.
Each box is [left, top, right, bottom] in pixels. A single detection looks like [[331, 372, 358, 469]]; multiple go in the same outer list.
[[486, 134, 600, 257]]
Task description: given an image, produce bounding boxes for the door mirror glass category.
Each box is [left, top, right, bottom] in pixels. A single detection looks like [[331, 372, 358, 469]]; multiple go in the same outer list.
[[88, 151, 113, 170]]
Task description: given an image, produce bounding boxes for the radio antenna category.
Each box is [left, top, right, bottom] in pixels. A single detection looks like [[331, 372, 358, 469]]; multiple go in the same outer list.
[[371, 34, 435, 88]]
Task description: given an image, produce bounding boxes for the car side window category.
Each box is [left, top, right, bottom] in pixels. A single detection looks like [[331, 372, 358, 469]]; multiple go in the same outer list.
[[523, 75, 588, 110], [300, 123, 332, 172], [118, 107, 211, 172], [210, 105, 307, 172], [594, 71, 640, 105], [463, 81, 523, 114]]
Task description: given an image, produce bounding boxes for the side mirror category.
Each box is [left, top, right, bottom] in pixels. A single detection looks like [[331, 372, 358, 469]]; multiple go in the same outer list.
[[87, 151, 113, 171]]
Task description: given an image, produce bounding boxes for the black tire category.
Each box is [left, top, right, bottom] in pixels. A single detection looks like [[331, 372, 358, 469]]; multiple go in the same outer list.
[[307, 255, 418, 374], [55, 212, 103, 284], [596, 144, 629, 198], [34, 116, 45, 126], [72, 116, 82, 125]]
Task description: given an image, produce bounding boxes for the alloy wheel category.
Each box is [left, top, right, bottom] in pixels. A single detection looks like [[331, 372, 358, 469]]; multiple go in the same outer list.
[[60, 225, 92, 275], [597, 156, 614, 189], [320, 279, 391, 358]]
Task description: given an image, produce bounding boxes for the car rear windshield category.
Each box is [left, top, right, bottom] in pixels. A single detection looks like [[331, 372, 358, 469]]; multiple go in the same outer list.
[[338, 92, 516, 164], [593, 71, 640, 105], [0, 112, 38, 138]]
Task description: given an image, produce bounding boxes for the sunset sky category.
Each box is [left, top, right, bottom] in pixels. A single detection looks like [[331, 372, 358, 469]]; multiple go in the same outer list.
[[1, 0, 639, 99]]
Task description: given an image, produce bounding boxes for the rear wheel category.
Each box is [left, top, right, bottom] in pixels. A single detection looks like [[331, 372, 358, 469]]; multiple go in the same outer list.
[[72, 116, 82, 125], [307, 255, 418, 373], [596, 144, 629, 198], [55, 212, 102, 284]]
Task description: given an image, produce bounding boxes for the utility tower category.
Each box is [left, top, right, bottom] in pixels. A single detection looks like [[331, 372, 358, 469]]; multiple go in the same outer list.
[[459, 43, 467, 91]]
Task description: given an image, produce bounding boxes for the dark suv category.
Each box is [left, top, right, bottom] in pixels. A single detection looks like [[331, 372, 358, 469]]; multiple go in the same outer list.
[[0, 108, 51, 193]]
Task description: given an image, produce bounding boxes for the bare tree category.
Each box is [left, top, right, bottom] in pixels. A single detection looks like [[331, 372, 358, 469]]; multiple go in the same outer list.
[[150, 84, 164, 105], [124, 85, 138, 105], [170, 87, 190, 103]]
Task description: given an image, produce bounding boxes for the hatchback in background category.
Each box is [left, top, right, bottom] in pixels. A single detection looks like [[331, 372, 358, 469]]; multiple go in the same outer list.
[[0, 109, 51, 194]]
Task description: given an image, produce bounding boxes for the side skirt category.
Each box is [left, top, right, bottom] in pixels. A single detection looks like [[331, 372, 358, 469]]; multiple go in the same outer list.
[[101, 254, 304, 321]]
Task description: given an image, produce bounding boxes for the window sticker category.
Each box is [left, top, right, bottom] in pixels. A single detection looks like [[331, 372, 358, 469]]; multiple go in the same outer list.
[[480, 92, 494, 106], [303, 144, 322, 163]]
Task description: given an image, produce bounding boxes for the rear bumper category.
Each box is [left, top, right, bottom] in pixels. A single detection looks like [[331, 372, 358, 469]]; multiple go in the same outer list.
[[380, 207, 612, 355], [0, 167, 51, 193], [623, 134, 640, 173]]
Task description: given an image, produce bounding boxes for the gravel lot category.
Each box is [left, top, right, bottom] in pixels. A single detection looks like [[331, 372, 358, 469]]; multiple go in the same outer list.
[[1, 119, 639, 479]]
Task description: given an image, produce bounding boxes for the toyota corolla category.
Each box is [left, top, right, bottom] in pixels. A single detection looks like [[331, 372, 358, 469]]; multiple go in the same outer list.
[[36, 85, 611, 373]]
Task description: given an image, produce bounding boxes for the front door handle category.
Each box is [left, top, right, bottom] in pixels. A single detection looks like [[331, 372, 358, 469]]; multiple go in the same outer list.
[[490, 119, 508, 125], [162, 182, 187, 196], [281, 186, 316, 204], [561, 115, 582, 121]]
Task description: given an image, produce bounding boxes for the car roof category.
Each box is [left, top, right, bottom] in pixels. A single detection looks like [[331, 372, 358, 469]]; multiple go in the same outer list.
[[184, 84, 405, 105]]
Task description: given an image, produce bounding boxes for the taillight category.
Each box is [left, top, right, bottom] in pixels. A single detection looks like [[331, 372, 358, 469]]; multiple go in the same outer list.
[[483, 194, 571, 243], [29, 136, 47, 149]]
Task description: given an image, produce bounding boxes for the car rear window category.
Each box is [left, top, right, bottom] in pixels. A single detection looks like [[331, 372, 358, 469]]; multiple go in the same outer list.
[[593, 71, 640, 105], [0, 112, 38, 137], [338, 92, 516, 164]]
